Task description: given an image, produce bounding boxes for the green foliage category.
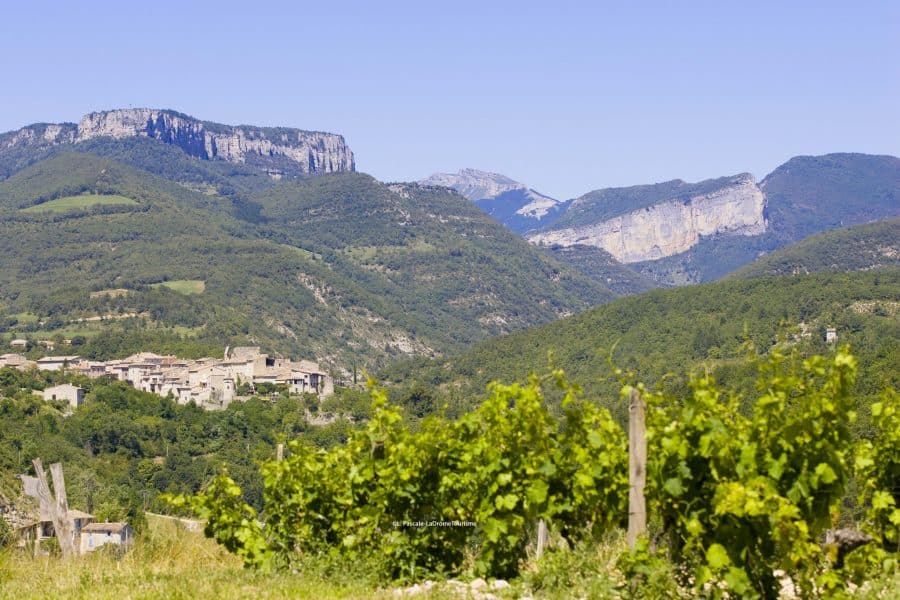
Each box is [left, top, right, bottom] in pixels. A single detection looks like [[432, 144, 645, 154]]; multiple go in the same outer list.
[[0, 368, 353, 521], [857, 388, 900, 550], [0, 152, 614, 371], [0, 512, 12, 547], [175, 373, 627, 580], [734, 218, 900, 279], [20, 193, 138, 213], [386, 270, 900, 424], [642, 346, 859, 597], [549, 244, 659, 296]]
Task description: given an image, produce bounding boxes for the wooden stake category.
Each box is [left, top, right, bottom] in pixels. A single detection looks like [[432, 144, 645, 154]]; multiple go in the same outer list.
[[627, 388, 647, 549], [50, 462, 74, 556], [31, 459, 75, 557], [536, 519, 548, 559], [276, 443, 284, 462]]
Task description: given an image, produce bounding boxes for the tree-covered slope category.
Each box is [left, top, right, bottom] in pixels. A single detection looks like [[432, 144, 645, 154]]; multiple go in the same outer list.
[[734, 218, 900, 279], [547, 245, 659, 296], [762, 153, 900, 243], [0, 153, 615, 371], [383, 270, 900, 421]]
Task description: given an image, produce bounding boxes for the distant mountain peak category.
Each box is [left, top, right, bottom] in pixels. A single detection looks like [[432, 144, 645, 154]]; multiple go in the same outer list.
[[420, 168, 528, 201]]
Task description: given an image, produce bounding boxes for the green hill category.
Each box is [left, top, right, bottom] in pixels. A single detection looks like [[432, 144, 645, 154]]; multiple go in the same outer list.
[[762, 153, 900, 243], [382, 269, 900, 421], [0, 152, 614, 371], [734, 218, 900, 278]]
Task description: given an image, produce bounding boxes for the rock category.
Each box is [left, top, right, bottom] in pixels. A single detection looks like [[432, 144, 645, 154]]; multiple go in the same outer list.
[[490, 579, 510, 590], [469, 577, 488, 590], [421, 169, 530, 201], [528, 174, 767, 263], [2, 109, 355, 178]]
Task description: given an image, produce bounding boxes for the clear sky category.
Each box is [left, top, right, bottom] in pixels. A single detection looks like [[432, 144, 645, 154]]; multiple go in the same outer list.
[[1, 0, 897, 198]]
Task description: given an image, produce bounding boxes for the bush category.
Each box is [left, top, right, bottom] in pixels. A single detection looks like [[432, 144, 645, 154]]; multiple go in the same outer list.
[[172, 372, 628, 580]]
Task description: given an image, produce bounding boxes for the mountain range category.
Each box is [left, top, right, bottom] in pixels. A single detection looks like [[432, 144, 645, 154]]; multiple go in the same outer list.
[[0, 112, 619, 373], [2, 108, 899, 377], [424, 154, 900, 285]]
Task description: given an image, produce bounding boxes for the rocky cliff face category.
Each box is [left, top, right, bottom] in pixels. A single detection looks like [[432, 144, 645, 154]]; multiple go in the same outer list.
[[528, 174, 766, 263], [2, 109, 355, 178]]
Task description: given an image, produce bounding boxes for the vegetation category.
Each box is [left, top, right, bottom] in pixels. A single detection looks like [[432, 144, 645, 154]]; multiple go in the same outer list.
[[548, 244, 659, 295], [382, 270, 900, 424], [553, 154, 900, 285], [176, 348, 898, 597], [734, 218, 900, 279], [0, 517, 382, 599], [20, 193, 138, 213], [0, 367, 373, 522], [0, 152, 615, 371], [150, 279, 206, 295]]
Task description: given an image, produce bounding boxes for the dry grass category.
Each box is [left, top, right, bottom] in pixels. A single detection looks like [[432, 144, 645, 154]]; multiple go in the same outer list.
[[0, 518, 385, 600]]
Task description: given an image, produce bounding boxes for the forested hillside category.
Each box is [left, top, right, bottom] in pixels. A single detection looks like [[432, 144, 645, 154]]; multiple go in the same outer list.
[[0, 151, 615, 371], [734, 218, 900, 278], [383, 269, 900, 422]]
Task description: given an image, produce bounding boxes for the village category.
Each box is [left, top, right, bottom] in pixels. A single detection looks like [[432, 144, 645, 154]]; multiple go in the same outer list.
[[0, 345, 335, 410]]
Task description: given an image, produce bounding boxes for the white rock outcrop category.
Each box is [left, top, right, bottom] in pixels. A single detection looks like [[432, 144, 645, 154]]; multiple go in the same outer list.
[[2, 109, 354, 176], [76, 109, 354, 174], [528, 174, 767, 263]]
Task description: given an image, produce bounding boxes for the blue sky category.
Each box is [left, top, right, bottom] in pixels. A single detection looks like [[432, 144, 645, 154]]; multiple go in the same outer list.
[[1, 0, 897, 198]]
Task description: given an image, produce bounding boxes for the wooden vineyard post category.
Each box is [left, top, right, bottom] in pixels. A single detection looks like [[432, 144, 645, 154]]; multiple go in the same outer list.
[[276, 443, 284, 462], [49, 462, 74, 556], [31, 459, 75, 557], [536, 519, 548, 559], [627, 388, 647, 549]]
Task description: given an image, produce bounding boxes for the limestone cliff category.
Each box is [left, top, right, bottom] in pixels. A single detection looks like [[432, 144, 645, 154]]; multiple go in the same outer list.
[[1, 109, 354, 178], [528, 174, 766, 263]]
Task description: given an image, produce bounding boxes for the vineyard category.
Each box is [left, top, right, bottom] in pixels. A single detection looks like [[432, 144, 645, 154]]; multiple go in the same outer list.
[[170, 346, 900, 598]]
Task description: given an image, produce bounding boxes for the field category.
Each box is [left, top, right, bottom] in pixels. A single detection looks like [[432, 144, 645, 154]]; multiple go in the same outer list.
[[21, 194, 138, 213], [0, 518, 385, 600], [149, 280, 206, 295]]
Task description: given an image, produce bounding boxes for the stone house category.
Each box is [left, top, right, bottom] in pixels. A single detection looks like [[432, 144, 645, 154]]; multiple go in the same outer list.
[[0, 353, 27, 368], [79, 522, 134, 553], [35, 355, 82, 372], [41, 384, 85, 408], [16, 508, 94, 552]]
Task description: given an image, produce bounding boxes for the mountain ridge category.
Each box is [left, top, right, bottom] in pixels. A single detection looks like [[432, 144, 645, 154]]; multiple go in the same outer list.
[[0, 108, 355, 181]]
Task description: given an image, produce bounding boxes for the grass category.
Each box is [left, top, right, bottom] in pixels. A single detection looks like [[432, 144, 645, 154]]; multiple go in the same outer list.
[[21, 194, 138, 213], [0, 520, 897, 599], [150, 280, 205, 295], [0, 518, 388, 600]]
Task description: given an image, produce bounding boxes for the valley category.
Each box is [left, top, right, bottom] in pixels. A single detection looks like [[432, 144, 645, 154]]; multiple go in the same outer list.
[[1, 106, 898, 599]]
